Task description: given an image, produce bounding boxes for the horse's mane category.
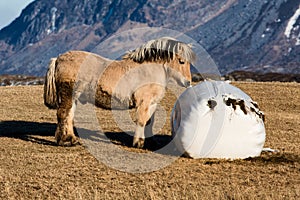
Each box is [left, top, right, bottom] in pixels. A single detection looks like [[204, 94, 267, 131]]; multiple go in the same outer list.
[[122, 37, 196, 64]]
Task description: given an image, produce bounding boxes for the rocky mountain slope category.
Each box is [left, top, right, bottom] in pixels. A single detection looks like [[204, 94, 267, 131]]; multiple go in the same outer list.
[[0, 0, 299, 76]]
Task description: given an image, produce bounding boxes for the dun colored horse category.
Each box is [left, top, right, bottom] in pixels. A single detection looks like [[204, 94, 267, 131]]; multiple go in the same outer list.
[[44, 37, 196, 148]]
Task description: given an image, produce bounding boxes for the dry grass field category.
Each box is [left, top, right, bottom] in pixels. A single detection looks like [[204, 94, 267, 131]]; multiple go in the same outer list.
[[0, 82, 299, 199]]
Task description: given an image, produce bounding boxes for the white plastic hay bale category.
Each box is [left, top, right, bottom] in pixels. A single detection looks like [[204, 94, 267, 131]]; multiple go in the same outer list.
[[171, 80, 266, 159]]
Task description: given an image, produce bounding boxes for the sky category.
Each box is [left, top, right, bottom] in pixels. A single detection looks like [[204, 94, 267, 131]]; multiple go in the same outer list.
[[0, 0, 35, 29]]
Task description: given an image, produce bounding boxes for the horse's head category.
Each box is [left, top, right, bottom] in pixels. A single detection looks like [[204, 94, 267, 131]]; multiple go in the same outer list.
[[165, 55, 192, 88], [163, 39, 196, 88], [122, 37, 196, 87]]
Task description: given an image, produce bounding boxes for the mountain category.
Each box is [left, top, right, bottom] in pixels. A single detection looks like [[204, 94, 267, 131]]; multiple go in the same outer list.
[[191, 0, 300, 74], [0, 0, 299, 76]]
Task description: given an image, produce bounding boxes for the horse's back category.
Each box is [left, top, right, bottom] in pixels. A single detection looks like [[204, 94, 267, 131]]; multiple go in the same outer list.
[[55, 50, 109, 83]]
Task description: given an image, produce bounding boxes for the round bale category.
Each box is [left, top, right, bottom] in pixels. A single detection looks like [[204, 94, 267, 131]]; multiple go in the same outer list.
[[171, 80, 266, 159]]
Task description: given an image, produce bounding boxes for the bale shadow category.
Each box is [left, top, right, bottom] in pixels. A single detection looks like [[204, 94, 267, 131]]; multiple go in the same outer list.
[[0, 120, 57, 146], [202, 151, 300, 165], [244, 151, 300, 165]]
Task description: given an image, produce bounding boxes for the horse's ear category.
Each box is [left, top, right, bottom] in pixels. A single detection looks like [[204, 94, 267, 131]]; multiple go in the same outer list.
[[188, 43, 193, 48]]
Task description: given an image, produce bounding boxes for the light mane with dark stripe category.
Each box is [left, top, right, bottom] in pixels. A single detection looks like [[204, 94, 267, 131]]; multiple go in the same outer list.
[[123, 37, 196, 64]]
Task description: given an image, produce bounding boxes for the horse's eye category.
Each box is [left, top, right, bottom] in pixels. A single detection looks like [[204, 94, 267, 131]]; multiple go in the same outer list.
[[179, 59, 185, 64]]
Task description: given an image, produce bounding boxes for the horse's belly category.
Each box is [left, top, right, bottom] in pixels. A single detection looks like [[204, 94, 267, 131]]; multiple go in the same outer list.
[[95, 88, 135, 110]]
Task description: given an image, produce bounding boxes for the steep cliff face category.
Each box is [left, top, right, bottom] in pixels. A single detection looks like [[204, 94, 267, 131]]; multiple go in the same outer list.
[[0, 0, 299, 75], [191, 0, 300, 74]]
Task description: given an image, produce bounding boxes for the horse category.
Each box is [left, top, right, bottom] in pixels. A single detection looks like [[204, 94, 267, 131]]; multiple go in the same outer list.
[[44, 37, 196, 148]]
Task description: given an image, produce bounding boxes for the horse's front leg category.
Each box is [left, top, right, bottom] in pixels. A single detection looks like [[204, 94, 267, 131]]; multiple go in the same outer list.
[[133, 103, 157, 148], [144, 104, 157, 138]]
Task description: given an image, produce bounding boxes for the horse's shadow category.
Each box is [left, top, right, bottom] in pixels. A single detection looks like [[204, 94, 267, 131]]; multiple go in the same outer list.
[[0, 121, 174, 152], [104, 131, 174, 151], [0, 120, 58, 146], [75, 127, 175, 152]]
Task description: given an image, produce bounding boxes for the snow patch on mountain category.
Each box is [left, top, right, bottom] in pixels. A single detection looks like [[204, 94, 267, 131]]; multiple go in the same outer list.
[[284, 4, 300, 38], [47, 7, 57, 35]]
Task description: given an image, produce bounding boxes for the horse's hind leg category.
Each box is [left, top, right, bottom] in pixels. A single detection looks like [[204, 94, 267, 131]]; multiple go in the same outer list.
[[55, 82, 79, 146]]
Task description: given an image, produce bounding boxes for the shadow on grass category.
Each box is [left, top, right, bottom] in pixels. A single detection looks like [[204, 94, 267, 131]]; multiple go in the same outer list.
[[105, 131, 174, 152], [202, 152, 300, 165], [0, 120, 58, 146], [244, 151, 300, 165], [0, 121, 175, 152], [76, 127, 175, 153]]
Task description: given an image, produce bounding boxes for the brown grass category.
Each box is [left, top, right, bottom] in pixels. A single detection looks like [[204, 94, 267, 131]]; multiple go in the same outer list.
[[0, 82, 299, 199]]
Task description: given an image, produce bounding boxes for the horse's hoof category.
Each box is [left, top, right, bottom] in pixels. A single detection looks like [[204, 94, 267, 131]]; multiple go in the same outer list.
[[133, 137, 144, 148], [56, 136, 81, 147], [57, 139, 65, 146], [71, 138, 82, 146]]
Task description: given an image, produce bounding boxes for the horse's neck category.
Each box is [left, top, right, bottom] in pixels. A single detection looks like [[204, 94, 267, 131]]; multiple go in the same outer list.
[[117, 59, 169, 86], [115, 59, 140, 70]]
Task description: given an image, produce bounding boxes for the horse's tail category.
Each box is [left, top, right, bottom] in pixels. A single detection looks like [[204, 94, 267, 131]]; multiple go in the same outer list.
[[44, 58, 58, 109]]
